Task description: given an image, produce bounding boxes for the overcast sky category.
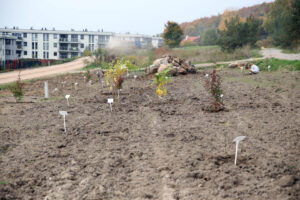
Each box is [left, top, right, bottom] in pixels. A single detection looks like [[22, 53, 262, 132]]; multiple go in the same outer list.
[[0, 0, 274, 35]]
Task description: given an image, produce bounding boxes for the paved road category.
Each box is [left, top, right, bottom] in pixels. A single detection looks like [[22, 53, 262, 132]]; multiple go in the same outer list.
[[0, 57, 92, 84]]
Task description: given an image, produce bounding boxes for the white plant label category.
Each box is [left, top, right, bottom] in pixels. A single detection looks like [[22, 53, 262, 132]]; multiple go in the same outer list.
[[205, 74, 209, 78], [61, 81, 66, 87], [74, 82, 78, 90], [134, 75, 137, 80], [89, 80, 92, 86], [65, 94, 70, 106], [84, 76, 86, 82], [233, 136, 246, 165], [108, 98, 113, 111], [44, 81, 49, 99], [118, 90, 120, 99], [59, 111, 68, 132], [53, 88, 58, 93], [220, 94, 224, 98], [268, 65, 271, 72]]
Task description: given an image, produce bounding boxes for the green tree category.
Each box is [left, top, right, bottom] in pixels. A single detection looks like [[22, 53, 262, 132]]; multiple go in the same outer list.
[[162, 21, 183, 48], [263, 0, 294, 47], [217, 15, 260, 51], [290, 0, 300, 45], [201, 28, 219, 45]]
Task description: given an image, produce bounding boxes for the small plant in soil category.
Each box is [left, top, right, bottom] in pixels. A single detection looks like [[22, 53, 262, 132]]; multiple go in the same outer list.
[[152, 67, 172, 100], [84, 70, 91, 83], [9, 71, 24, 102], [105, 58, 136, 96], [204, 69, 224, 112]]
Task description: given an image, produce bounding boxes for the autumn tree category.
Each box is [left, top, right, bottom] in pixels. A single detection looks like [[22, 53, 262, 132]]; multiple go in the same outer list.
[[162, 21, 184, 48]]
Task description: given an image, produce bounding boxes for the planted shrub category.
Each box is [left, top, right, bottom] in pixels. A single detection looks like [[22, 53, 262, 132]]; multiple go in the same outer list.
[[105, 58, 136, 93], [9, 71, 24, 102], [152, 67, 172, 99], [204, 69, 224, 112], [84, 70, 91, 83]]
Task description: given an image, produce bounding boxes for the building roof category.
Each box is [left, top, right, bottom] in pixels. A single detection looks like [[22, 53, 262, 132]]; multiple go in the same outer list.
[[182, 35, 200, 42]]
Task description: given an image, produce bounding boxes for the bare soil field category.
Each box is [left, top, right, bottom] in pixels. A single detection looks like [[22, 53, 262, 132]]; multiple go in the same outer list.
[[0, 68, 299, 200]]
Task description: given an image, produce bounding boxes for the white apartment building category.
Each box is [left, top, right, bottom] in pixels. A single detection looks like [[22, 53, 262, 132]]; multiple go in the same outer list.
[[0, 35, 18, 65], [0, 27, 163, 64]]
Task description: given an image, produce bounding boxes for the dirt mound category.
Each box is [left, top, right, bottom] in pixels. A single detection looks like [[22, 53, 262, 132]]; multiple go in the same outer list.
[[145, 55, 197, 76]]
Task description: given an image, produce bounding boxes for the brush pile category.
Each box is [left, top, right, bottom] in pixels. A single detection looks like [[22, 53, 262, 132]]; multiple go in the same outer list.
[[145, 55, 197, 76]]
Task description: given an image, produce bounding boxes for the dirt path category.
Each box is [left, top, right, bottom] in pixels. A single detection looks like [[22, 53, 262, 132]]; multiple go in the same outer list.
[[0, 57, 92, 85], [195, 48, 300, 68], [261, 48, 300, 60]]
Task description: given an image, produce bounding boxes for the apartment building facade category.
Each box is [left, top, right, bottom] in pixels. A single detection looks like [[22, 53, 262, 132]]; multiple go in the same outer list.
[[0, 27, 163, 65], [0, 35, 17, 66]]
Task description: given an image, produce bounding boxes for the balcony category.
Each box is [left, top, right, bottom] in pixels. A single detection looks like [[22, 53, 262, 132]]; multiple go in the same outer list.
[[59, 38, 79, 43], [17, 45, 22, 50], [59, 47, 80, 52], [69, 47, 80, 52]]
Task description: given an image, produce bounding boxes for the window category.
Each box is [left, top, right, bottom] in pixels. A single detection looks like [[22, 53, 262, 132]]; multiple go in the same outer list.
[[54, 43, 57, 48], [24, 42, 27, 46], [80, 43, 84, 48], [43, 52, 49, 58], [32, 33, 38, 41], [5, 39, 11, 45], [43, 43, 49, 50], [54, 52, 57, 56], [36, 51, 38, 58], [43, 33, 49, 41], [5, 49, 11, 55], [53, 34, 57, 39], [71, 34, 78, 42], [80, 34, 84, 40], [24, 51, 27, 55], [89, 35, 94, 43], [32, 42, 38, 50]]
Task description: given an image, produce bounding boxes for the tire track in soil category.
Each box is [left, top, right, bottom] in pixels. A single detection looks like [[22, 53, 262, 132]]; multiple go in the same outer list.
[[141, 106, 176, 200]]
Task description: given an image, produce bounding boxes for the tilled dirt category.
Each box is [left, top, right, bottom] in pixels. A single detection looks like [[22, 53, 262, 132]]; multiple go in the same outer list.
[[0, 69, 299, 200]]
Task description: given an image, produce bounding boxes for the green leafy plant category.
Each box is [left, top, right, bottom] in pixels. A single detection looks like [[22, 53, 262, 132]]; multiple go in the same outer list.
[[204, 69, 224, 111], [105, 58, 137, 93], [152, 67, 172, 99], [9, 71, 24, 102]]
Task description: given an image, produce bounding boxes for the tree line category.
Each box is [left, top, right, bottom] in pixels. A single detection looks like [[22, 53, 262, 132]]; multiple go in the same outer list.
[[162, 0, 300, 50]]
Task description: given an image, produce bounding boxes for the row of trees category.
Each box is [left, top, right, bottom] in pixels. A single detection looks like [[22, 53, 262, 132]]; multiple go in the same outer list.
[[162, 0, 299, 50]]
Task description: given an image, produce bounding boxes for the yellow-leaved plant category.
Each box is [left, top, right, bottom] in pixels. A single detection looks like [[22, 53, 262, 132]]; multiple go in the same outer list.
[[152, 67, 171, 100], [104, 58, 136, 93]]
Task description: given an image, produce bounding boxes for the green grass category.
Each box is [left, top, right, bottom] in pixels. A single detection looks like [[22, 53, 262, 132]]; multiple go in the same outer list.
[[281, 48, 300, 54], [52, 57, 78, 65], [254, 58, 300, 71], [173, 45, 217, 50]]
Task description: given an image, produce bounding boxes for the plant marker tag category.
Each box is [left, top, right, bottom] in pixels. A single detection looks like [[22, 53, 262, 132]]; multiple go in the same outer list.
[[134, 75, 137, 80], [108, 98, 113, 112], [205, 74, 209, 78], [65, 94, 70, 106], [61, 81, 66, 87], [233, 136, 246, 165], [118, 90, 120, 99], [89, 80, 92, 86], [220, 94, 224, 99], [268, 65, 271, 72], [44, 81, 49, 99], [59, 111, 68, 132], [53, 88, 58, 93], [240, 67, 243, 72], [84, 76, 86, 82], [74, 82, 78, 90], [127, 69, 129, 77]]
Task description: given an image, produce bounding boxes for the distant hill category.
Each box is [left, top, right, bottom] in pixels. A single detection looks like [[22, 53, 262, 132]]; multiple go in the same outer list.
[[180, 2, 271, 37]]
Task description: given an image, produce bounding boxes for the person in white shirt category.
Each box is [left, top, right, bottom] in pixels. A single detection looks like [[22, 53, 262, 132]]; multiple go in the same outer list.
[[249, 62, 259, 74]]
